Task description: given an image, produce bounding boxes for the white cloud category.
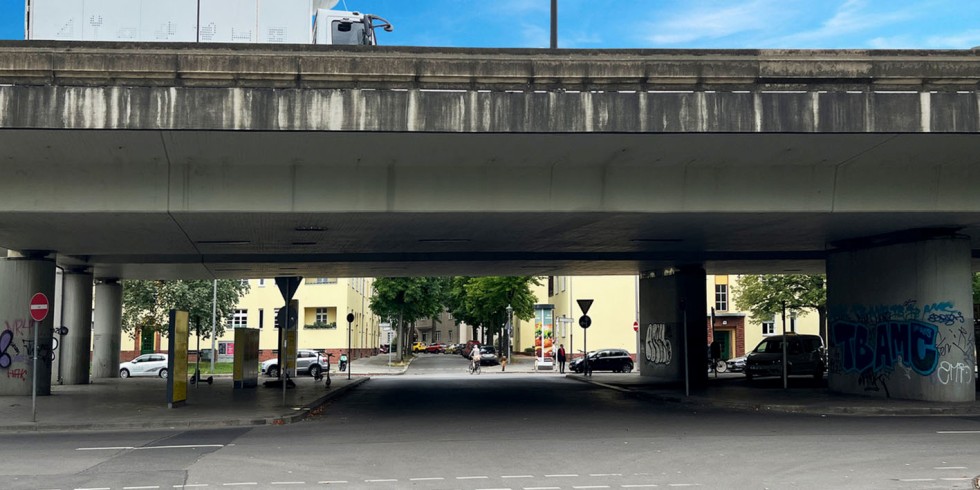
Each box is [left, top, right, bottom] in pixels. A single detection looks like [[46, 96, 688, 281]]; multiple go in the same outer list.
[[772, 0, 918, 46], [925, 30, 980, 49], [638, 0, 791, 45]]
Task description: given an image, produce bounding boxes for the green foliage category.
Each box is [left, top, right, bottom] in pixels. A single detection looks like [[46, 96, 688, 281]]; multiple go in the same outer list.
[[369, 277, 448, 324], [305, 321, 337, 329], [445, 276, 540, 333], [122, 279, 250, 339], [732, 274, 826, 325]]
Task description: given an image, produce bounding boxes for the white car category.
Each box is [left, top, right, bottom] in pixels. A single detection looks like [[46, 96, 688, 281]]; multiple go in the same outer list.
[[119, 353, 169, 379], [261, 350, 330, 378]]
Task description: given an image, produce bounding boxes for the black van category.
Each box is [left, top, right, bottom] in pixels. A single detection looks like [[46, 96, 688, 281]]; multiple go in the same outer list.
[[744, 334, 825, 380]]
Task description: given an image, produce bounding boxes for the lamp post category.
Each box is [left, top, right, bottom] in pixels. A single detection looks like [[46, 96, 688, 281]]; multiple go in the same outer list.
[[505, 304, 513, 365], [346, 312, 354, 380]]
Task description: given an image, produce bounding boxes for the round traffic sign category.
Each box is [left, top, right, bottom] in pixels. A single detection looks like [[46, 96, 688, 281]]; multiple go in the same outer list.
[[579, 315, 591, 329], [30, 292, 49, 322]]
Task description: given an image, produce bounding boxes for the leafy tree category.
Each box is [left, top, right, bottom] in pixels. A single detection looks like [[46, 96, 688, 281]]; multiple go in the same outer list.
[[445, 276, 540, 355], [733, 274, 827, 340], [122, 280, 250, 339], [369, 277, 447, 361]]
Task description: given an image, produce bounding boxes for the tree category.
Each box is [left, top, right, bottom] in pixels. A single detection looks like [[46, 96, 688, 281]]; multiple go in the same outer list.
[[369, 277, 447, 361], [121, 280, 250, 340], [733, 274, 827, 341], [445, 276, 540, 355]]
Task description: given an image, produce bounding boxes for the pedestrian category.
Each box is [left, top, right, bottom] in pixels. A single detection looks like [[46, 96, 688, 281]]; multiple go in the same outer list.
[[557, 344, 567, 374]]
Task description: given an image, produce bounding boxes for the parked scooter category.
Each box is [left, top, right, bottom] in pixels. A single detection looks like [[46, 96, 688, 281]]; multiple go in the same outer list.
[[339, 352, 348, 372]]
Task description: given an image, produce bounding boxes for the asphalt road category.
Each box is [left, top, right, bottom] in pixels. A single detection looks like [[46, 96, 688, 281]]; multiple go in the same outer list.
[[2, 353, 979, 490]]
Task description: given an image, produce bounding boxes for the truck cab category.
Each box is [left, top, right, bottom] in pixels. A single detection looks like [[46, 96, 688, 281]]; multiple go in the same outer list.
[[314, 10, 393, 46]]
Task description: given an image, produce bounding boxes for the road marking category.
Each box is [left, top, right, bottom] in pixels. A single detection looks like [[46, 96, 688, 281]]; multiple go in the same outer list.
[[410, 478, 445, 481], [457, 476, 490, 480], [546, 474, 579, 478], [77, 445, 224, 451], [174, 486, 209, 488], [221, 484, 257, 487], [317, 481, 348, 484], [898, 479, 935, 482], [936, 430, 980, 434], [502, 475, 534, 479], [940, 477, 972, 481], [934, 466, 967, 470]]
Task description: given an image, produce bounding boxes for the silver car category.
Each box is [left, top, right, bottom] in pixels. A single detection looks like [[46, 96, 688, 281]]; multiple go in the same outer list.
[[261, 350, 330, 378]]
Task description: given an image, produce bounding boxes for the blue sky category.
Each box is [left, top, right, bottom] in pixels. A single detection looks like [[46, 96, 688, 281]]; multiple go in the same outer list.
[[2, 0, 979, 48]]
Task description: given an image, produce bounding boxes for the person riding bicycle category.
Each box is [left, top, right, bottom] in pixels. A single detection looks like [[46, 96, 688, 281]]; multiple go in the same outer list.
[[470, 344, 481, 371]]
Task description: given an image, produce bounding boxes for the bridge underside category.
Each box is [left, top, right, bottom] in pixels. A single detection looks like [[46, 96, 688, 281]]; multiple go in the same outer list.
[[1, 129, 978, 279]]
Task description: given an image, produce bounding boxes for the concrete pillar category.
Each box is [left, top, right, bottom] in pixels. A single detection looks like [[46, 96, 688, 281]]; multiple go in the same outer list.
[[827, 234, 975, 402], [58, 270, 94, 385], [637, 267, 707, 390], [92, 279, 122, 379], [0, 257, 56, 395]]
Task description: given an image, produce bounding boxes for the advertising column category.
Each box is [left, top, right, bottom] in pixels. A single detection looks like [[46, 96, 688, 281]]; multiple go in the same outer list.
[[534, 304, 555, 370]]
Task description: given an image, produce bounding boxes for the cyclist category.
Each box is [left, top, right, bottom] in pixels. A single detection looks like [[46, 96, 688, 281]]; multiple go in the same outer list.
[[470, 345, 482, 373]]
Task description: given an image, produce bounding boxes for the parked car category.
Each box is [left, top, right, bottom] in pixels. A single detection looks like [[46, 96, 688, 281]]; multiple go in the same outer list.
[[444, 343, 460, 355], [119, 353, 169, 379], [261, 350, 330, 378], [478, 345, 500, 366], [744, 334, 825, 381], [425, 343, 446, 354], [569, 349, 633, 373], [412, 341, 426, 353], [726, 355, 747, 373]]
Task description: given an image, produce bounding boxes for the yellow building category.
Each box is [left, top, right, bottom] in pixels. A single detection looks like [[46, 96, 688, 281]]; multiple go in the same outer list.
[[191, 277, 380, 361]]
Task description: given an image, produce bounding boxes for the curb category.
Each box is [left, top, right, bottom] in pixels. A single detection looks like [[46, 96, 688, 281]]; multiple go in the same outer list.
[[567, 375, 980, 417]]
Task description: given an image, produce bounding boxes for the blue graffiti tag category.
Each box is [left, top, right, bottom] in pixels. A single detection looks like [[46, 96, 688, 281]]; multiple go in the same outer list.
[[0, 330, 12, 369], [830, 320, 939, 376]]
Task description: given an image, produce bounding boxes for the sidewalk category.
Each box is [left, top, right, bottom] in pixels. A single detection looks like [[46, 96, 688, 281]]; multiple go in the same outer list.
[[568, 372, 980, 416], [0, 354, 413, 434]]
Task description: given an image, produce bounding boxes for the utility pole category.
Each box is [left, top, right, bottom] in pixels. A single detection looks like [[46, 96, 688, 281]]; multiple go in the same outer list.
[[550, 0, 558, 49]]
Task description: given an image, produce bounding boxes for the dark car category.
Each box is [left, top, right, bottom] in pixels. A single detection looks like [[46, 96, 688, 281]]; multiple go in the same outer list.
[[569, 348, 634, 373], [744, 334, 825, 381], [478, 345, 500, 366]]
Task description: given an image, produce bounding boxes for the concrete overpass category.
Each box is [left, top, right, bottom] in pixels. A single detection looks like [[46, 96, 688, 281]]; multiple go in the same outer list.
[[0, 43, 977, 402]]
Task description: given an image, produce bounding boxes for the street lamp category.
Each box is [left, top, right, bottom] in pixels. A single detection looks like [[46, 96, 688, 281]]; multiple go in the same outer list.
[[505, 304, 513, 365]]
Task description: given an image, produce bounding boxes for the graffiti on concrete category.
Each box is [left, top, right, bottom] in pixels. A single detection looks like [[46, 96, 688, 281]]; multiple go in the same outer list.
[[0, 329, 12, 369], [830, 320, 939, 376], [644, 323, 672, 365], [936, 361, 974, 385]]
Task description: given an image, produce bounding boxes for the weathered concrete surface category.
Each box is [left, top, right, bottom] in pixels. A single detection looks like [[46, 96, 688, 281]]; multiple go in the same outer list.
[[0, 44, 977, 133]]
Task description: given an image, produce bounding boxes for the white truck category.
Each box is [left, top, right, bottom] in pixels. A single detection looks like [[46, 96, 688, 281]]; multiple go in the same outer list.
[[25, 0, 392, 45]]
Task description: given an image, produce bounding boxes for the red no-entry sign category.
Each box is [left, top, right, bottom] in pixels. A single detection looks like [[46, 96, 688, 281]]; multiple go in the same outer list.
[[29, 292, 49, 322]]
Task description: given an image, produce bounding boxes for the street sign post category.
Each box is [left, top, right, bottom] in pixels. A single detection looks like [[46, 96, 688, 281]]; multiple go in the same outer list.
[[29, 292, 48, 423]]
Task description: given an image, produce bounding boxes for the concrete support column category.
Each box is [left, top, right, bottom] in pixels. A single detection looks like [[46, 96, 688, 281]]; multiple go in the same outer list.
[[637, 267, 707, 390], [92, 279, 122, 379], [58, 270, 94, 385], [827, 234, 975, 402], [0, 257, 56, 396]]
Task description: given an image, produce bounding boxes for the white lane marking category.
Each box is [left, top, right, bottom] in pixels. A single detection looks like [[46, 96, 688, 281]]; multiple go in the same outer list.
[[364, 480, 397, 483], [457, 476, 490, 480], [410, 478, 445, 481], [590, 474, 622, 477], [934, 466, 967, 470], [940, 478, 972, 481], [317, 481, 348, 484], [502, 475, 534, 479], [78, 445, 224, 451], [936, 430, 980, 434], [546, 474, 579, 478]]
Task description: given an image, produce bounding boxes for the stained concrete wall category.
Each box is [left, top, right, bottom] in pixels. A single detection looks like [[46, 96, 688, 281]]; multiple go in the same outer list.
[[0, 258, 55, 396], [638, 268, 707, 389], [827, 235, 975, 402]]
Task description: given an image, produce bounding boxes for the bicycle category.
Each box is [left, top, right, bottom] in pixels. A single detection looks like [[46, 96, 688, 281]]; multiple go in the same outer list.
[[468, 360, 481, 375]]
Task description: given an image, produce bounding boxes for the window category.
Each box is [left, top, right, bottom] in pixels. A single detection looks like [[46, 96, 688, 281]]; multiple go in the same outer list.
[[306, 277, 337, 285], [714, 284, 728, 311], [790, 314, 797, 333], [315, 308, 329, 324], [560, 276, 567, 292], [239, 279, 248, 287], [762, 321, 775, 335], [231, 309, 247, 328], [273, 308, 280, 328], [258, 308, 264, 329], [258, 279, 265, 287]]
